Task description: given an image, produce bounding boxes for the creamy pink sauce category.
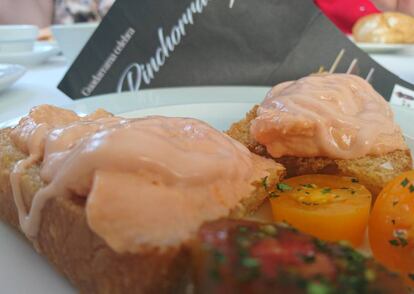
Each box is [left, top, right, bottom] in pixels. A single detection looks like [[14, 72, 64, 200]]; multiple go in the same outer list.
[[250, 74, 407, 159], [10, 105, 277, 253]]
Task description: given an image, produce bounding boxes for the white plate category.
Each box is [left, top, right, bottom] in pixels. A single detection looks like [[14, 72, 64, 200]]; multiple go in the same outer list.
[[0, 64, 25, 93], [349, 36, 414, 54], [0, 87, 413, 294], [356, 42, 414, 54], [0, 42, 59, 66]]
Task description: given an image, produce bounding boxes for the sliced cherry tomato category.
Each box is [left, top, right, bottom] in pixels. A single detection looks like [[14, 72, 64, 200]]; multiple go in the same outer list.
[[369, 170, 414, 287], [270, 175, 371, 247]]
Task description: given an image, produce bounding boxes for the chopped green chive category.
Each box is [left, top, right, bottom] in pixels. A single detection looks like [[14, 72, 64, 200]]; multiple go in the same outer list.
[[277, 183, 292, 192], [302, 201, 318, 206], [306, 282, 332, 294], [409, 185, 414, 193], [262, 176, 268, 189], [213, 250, 226, 264], [209, 269, 221, 281], [388, 238, 408, 247], [241, 257, 260, 268], [401, 178, 409, 187], [321, 188, 332, 194], [300, 254, 316, 264], [302, 184, 317, 188], [394, 230, 408, 247], [399, 238, 408, 247], [314, 239, 328, 252], [389, 239, 400, 246], [239, 226, 248, 233]]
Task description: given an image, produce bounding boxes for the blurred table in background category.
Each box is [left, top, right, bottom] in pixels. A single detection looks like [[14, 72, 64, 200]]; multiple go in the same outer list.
[[372, 54, 414, 87], [0, 56, 69, 123], [0, 51, 413, 124]]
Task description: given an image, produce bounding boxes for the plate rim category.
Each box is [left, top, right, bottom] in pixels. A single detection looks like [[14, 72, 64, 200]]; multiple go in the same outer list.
[[0, 86, 270, 128], [0, 42, 58, 58], [0, 85, 412, 135], [0, 64, 26, 90], [348, 36, 414, 53]]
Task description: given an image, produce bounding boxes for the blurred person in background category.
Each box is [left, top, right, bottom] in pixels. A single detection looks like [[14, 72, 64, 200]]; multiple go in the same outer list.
[[0, 0, 53, 28], [0, 0, 114, 27], [315, 0, 414, 34], [55, 0, 114, 24]]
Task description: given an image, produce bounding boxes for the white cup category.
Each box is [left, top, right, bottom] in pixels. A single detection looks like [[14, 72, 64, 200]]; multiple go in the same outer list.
[[0, 25, 39, 54], [51, 23, 98, 64]]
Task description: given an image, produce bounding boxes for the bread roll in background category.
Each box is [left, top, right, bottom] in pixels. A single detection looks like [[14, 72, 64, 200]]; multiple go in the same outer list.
[[352, 12, 414, 43], [38, 27, 53, 41]]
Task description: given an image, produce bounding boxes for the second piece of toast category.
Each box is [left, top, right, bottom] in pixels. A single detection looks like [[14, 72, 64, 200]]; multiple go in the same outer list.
[[227, 105, 412, 195]]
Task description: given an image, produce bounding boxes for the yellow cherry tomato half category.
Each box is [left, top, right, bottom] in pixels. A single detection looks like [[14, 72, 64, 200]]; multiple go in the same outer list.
[[369, 170, 414, 287], [270, 175, 372, 247]]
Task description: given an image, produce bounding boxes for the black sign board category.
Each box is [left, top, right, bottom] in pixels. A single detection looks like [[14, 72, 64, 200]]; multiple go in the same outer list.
[[58, 0, 414, 101]]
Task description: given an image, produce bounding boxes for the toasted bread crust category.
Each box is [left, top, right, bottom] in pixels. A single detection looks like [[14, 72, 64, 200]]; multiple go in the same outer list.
[[227, 105, 413, 195], [0, 128, 192, 294], [0, 127, 284, 293]]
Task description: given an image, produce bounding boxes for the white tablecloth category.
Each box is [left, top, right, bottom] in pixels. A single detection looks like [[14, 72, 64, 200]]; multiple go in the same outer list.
[[0, 53, 413, 123], [0, 57, 70, 123], [371, 54, 414, 86]]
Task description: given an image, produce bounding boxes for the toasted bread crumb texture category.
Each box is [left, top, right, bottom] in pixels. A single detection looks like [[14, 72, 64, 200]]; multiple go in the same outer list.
[[227, 106, 412, 195]]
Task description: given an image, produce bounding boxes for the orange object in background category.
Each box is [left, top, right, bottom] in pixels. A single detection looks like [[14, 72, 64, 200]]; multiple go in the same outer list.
[[270, 175, 372, 247], [369, 171, 414, 287], [315, 0, 380, 34]]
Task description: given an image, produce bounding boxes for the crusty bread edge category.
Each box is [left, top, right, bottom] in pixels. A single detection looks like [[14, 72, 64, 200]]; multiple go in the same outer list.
[[0, 127, 284, 294], [0, 129, 193, 294]]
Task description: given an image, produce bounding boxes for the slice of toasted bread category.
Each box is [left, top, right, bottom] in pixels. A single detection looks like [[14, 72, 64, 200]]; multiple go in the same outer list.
[[227, 105, 413, 195], [0, 127, 284, 294]]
